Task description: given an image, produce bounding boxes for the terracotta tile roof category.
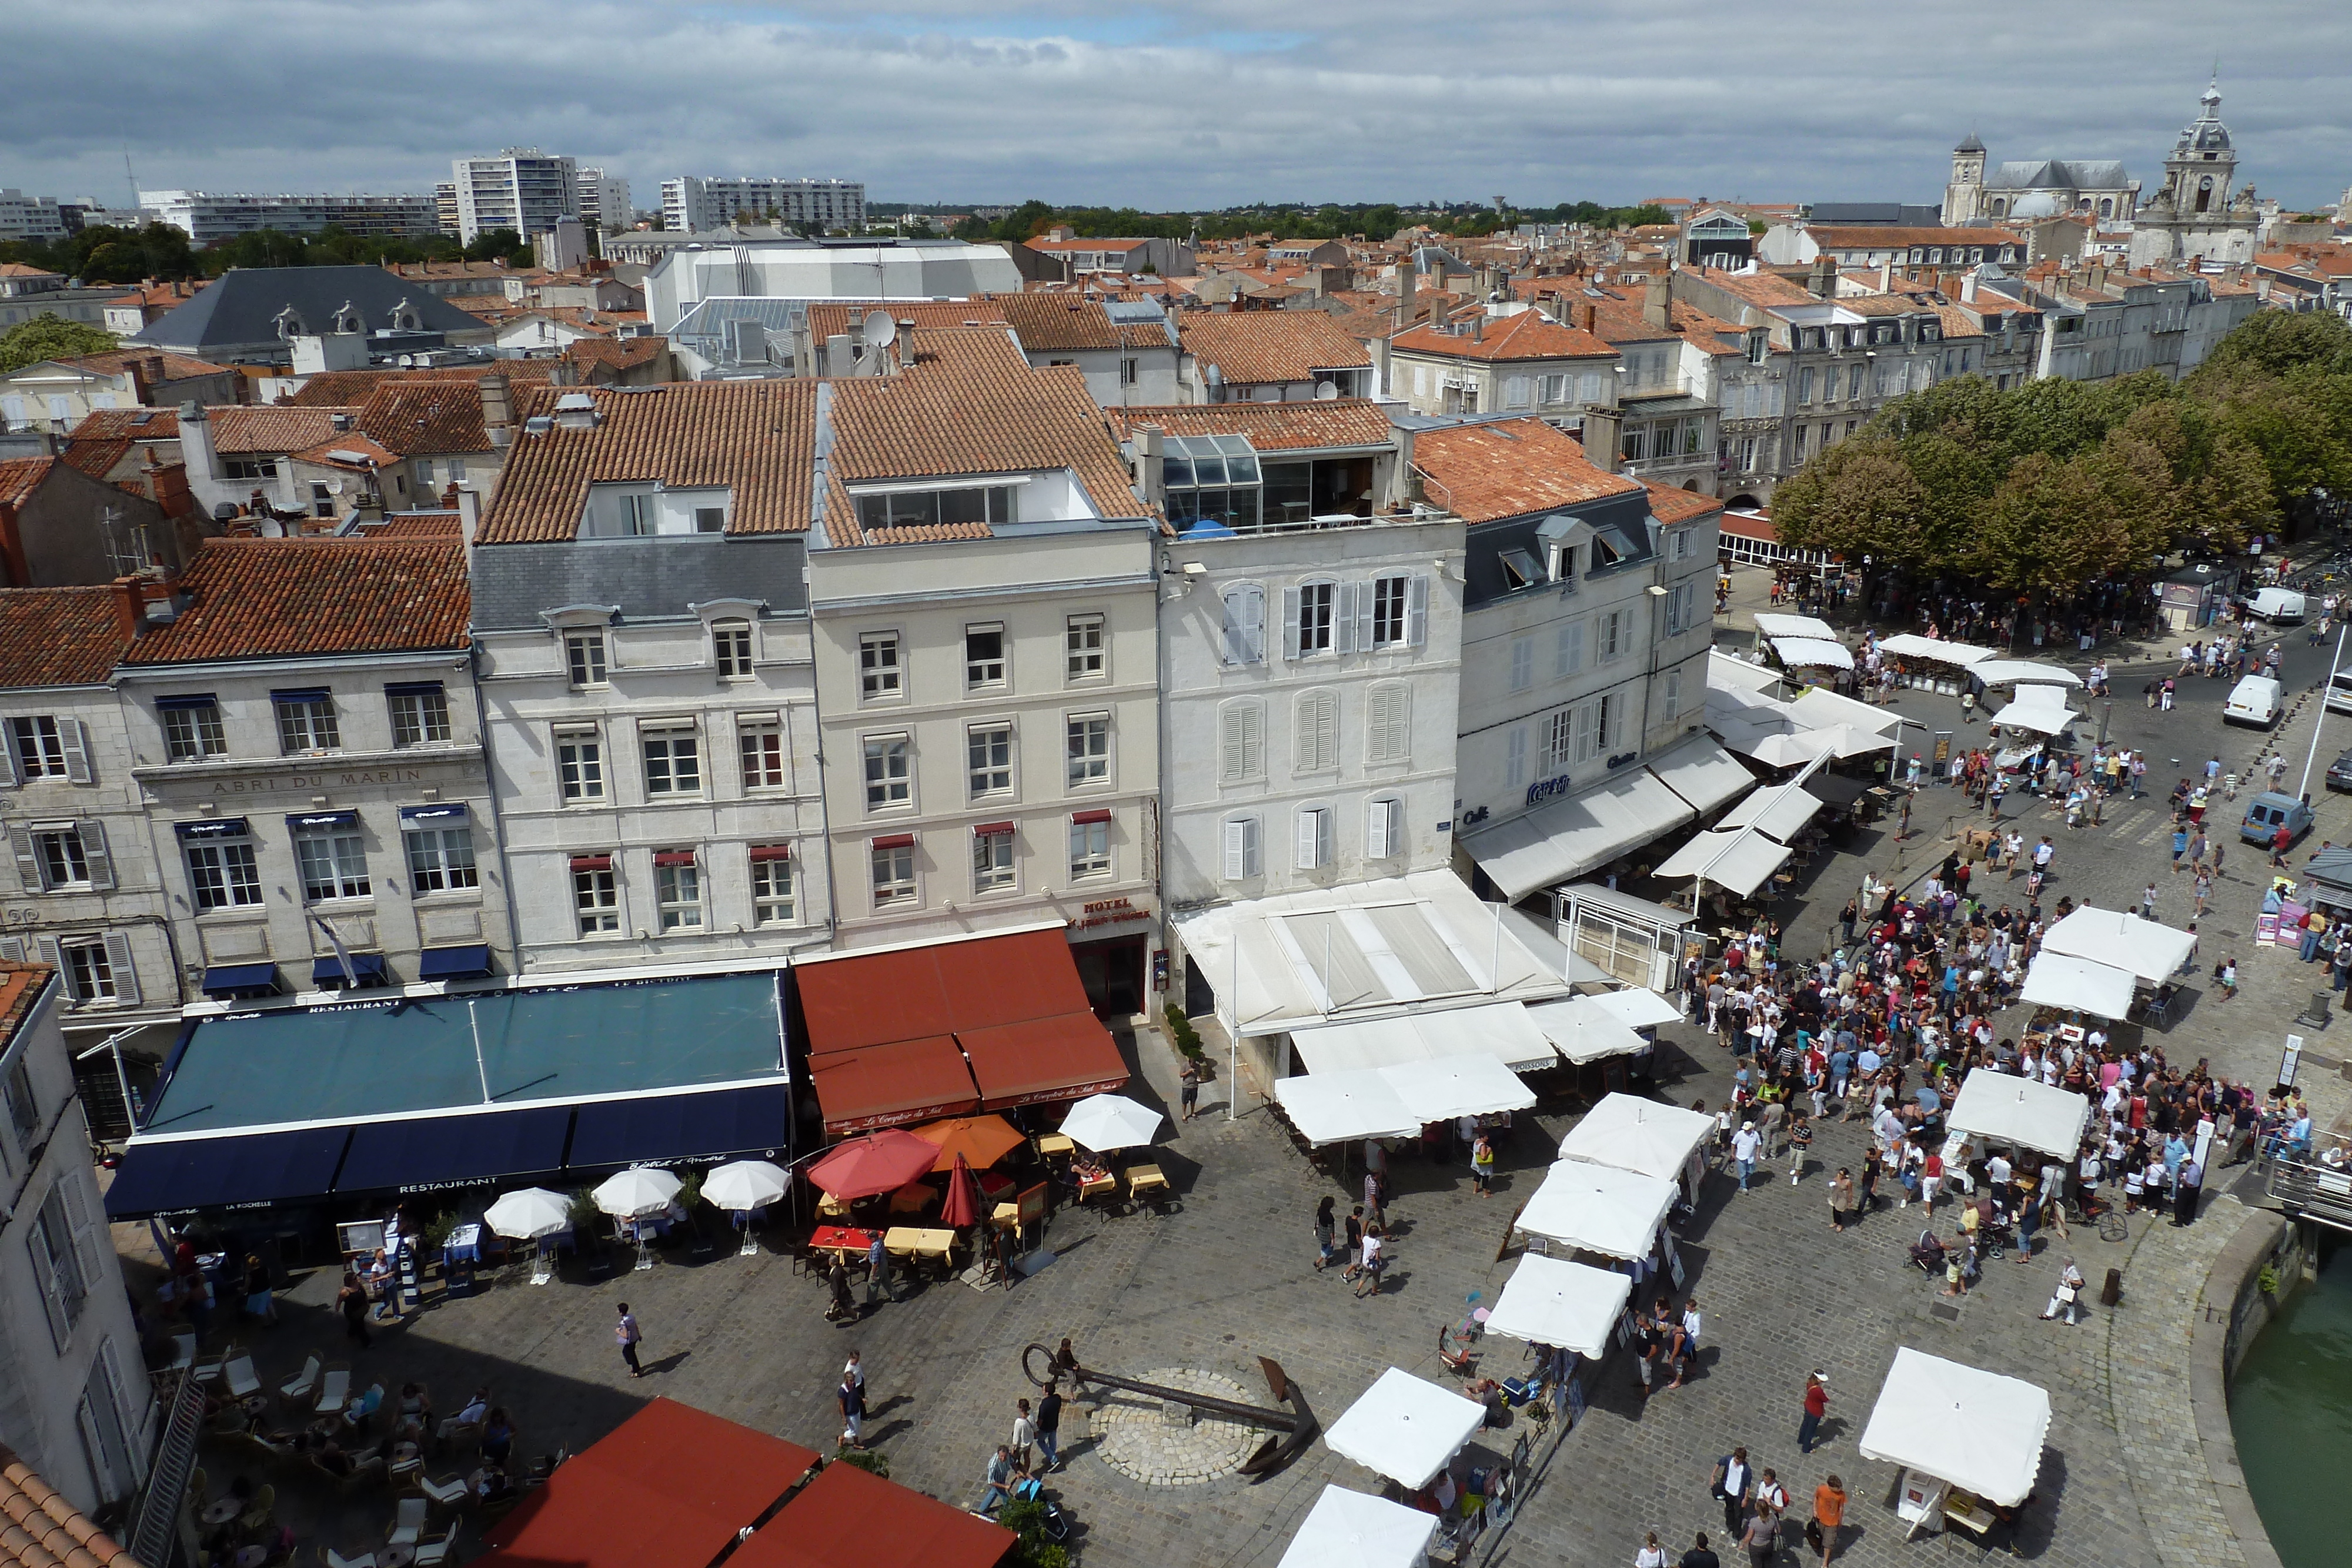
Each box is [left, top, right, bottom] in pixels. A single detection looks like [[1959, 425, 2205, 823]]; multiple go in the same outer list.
[[0, 588, 133, 688], [17, 349, 228, 380], [283, 363, 559, 408], [0, 263, 62, 280], [361, 513, 464, 538], [1932, 304, 1986, 339], [1806, 226, 2024, 249], [289, 433, 403, 470], [1392, 310, 1617, 363], [480, 380, 819, 544], [59, 437, 133, 482], [121, 538, 470, 664], [1105, 399, 1394, 452], [0, 457, 54, 510], [564, 336, 667, 373], [1641, 481, 1726, 526], [994, 292, 1175, 353], [1178, 312, 1371, 383], [66, 407, 179, 443], [803, 300, 1010, 343], [355, 382, 491, 457], [208, 406, 356, 457], [0, 1440, 143, 1568], [1410, 417, 1639, 523], [1701, 271, 1823, 310]]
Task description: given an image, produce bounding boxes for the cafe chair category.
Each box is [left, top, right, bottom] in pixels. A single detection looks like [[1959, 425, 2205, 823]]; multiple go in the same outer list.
[[223, 1350, 263, 1400], [315, 1363, 353, 1417], [168, 1331, 198, 1373], [416, 1474, 467, 1509], [323, 1552, 376, 1568], [387, 1496, 427, 1548], [280, 1355, 322, 1406], [412, 1522, 460, 1567], [238, 1483, 276, 1537]]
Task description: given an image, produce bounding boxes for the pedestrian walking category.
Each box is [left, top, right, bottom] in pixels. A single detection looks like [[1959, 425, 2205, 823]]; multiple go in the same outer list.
[[1732, 1121, 1761, 1191], [1364, 1168, 1386, 1230], [1786, 1114, 1812, 1182], [1798, 1370, 1829, 1454], [1009, 1398, 1037, 1474], [1637, 1530, 1671, 1568], [336, 1271, 372, 1349], [1035, 1382, 1064, 1472], [837, 1371, 867, 1449], [1709, 1447, 1755, 1538], [1681, 1532, 1721, 1568], [865, 1232, 897, 1305], [2140, 882, 2159, 920], [1740, 1502, 1779, 1568], [1352, 1227, 1388, 1298], [1342, 1205, 1366, 1275], [825, 1256, 856, 1320], [615, 1303, 643, 1378], [1312, 1195, 1339, 1271], [1179, 1059, 1201, 1121], [1471, 1132, 1497, 1195], [2174, 1157, 2204, 1227], [843, 1349, 866, 1401], [1828, 1168, 1855, 1232], [1810, 1476, 1848, 1566]]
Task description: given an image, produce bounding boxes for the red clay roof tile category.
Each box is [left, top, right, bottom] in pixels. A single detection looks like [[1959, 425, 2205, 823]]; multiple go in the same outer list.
[[121, 538, 470, 664], [0, 589, 132, 688]]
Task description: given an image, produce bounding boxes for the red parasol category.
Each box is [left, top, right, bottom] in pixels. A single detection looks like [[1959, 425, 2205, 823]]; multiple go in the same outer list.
[[938, 1151, 983, 1229], [808, 1129, 944, 1201]]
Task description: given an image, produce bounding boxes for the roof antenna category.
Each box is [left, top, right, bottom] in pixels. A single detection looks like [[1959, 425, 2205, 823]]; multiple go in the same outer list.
[[124, 147, 139, 213]]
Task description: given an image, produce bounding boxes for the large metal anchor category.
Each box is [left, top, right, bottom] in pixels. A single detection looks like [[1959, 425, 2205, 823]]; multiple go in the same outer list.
[[1021, 1342, 1318, 1478]]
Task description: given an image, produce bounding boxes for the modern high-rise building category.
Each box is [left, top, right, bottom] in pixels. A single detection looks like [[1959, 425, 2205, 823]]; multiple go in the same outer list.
[[141, 190, 440, 246], [576, 168, 630, 233], [435, 181, 460, 237], [451, 148, 579, 244], [0, 188, 68, 240], [659, 176, 865, 233]]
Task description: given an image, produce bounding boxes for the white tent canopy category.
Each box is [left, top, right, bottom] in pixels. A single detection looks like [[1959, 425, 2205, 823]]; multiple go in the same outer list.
[[1274, 1070, 1425, 1146], [1645, 732, 1758, 814], [1740, 728, 1842, 767], [1458, 770, 1696, 903], [1754, 612, 1839, 640], [1857, 1348, 2053, 1507], [1556, 1093, 1714, 1182], [1970, 659, 2083, 688], [2041, 905, 2197, 988], [1524, 995, 1650, 1064], [1709, 648, 1785, 693], [2019, 952, 2136, 1022], [1291, 999, 1561, 1075], [1875, 634, 1999, 666], [1379, 1055, 1540, 1123], [1945, 1068, 2092, 1159], [1482, 1253, 1633, 1358], [1654, 830, 1791, 897], [1787, 686, 1903, 738], [1324, 1368, 1489, 1491], [1773, 636, 1854, 670], [1716, 780, 1825, 843], [1514, 1158, 1678, 1261], [1277, 1486, 1440, 1568], [1989, 685, 2080, 734], [1583, 988, 1683, 1029]]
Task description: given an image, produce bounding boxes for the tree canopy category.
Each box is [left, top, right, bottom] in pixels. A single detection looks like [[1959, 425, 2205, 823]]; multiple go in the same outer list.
[[1773, 310, 2352, 591], [947, 198, 1668, 247], [0, 313, 121, 374]]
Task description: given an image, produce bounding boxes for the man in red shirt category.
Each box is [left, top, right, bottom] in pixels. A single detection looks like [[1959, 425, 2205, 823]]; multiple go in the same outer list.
[[1798, 1370, 1829, 1454]]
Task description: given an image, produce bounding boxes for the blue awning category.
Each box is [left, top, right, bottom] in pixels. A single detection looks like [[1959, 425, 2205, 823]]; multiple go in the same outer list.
[[201, 962, 280, 998], [383, 681, 445, 697], [313, 952, 389, 986], [336, 1105, 572, 1196], [417, 944, 493, 980], [156, 693, 218, 711], [400, 804, 469, 824], [288, 810, 359, 830], [175, 818, 250, 840], [103, 1126, 352, 1219], [270, 687, 331, 704], [569, 1083, 789, 1169]]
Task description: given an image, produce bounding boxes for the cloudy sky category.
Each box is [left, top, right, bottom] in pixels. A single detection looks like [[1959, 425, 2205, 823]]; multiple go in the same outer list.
[[9, 1, 2348, 214]]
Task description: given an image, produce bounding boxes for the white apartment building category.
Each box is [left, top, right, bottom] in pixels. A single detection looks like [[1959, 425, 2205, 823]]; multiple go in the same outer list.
[[452, 149, 579, 244], [0, 189, 68, 241], [1388, 306, 1622, 428], [0, 962, 152, 1517], [576, 169, 630, 233], [808, 329, 1161, 1011], [469, 383, 832, 974], [141, 190, 440, 245], [661, 176, 866, 235]]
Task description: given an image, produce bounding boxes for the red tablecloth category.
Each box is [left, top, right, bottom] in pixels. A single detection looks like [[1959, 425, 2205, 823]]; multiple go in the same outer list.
[[810, 1226, 880, 1252]]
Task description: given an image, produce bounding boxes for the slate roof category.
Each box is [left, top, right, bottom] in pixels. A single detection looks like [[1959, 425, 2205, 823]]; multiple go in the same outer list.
[[129, 265, 491, 353], [1409, 417, 1640, 524], [0, 1439, 143, 1568], [1986, 159, 2131, 190], [1178, 311, 1371, 383], [121, 538, 471, 664], [0, 588, 132, 688], [1104, 400, 1394, 452]]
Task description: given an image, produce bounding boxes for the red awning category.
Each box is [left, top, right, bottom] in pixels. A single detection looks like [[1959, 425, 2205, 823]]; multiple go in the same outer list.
[[970, 820, 1016, 836], [1070, 808, 1112, 824], [729, 1459, 1014, 1568], [807, 1036, 980, 1133], [749, 844, 791, 862], [960, 1011, 1128, 1110], [569, 853, 613, 872], [653, 850, 697, 867]]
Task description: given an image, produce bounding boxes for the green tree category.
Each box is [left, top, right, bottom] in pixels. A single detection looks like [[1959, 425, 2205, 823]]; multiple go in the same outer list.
[[1772, 437, 1934, 571], [2197, 308, 2352, 380], [0, 313, 120, 373]]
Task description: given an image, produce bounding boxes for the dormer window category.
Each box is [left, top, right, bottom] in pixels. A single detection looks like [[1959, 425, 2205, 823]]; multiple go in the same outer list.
[[854, 484, 1016, 532], [332, 302, 364, 335], [580, 483, 731, 538]]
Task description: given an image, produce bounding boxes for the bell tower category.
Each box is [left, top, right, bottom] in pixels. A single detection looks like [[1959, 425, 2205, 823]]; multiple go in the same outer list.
[[2159, 79, 2236, 216], [1945, 132, 1986, 225]]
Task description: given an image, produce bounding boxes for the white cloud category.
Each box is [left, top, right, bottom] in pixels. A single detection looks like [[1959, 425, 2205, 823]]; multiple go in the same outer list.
[[6, 1, 2347, 212]]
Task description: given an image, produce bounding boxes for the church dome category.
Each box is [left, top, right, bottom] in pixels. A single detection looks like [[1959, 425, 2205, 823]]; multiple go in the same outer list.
[[2180, 80, 2231, 152]]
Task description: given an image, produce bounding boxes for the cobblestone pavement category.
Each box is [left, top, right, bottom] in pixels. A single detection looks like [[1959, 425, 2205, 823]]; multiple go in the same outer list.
[[118, 601, 2352, 1567]]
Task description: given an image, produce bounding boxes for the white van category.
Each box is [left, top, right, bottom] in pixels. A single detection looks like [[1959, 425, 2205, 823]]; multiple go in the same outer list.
[[2225, 674, 2282, 727], [2330, 670, 2352, 716], [2251, 586, 2308, 623]]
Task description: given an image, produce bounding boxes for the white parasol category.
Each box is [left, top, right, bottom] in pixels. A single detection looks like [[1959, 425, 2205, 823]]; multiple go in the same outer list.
[[701, 1159, 790, 1211], [1058, 1094, 1166, 1152], [483, 1187, 573, 1240], [592, 1166, 683, 1219]]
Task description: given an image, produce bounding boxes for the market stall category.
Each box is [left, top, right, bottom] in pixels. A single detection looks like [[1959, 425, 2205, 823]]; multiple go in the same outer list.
[[1580, 988, 1683, 1030], [1513, 1158, 1678, 1262], [2039, 907, 2198, 988], [1324, 1368, 1489, 1491], [1987, 684, 2080, 735], [1277, 1486, 1440, 1568], [1653, 829, 1792, 899], [1555, 1094, 1713, 1188], [2017, 952, 2136, 1023], [1943, 1069, 2090, 1161], [1857, 1348, 2052, 1540], [1272, 1071, 1425, 1148], [1522, 996, 1649, 1066], [1481, 1253, 1633, 1359]]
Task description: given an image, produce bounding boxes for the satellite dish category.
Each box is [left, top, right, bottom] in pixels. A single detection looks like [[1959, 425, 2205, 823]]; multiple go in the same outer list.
[[862, 310, 896, 350], [1315, 381, 1339, 400]]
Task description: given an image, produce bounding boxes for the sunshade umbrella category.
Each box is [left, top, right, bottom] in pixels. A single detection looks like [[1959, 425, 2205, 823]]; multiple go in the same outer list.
[[593, 1166, 681, 1219], [1059, 1093, 1165, 1153], [483, 1187, 572, 1241], [702, 1159, 790, 1211], [910, 1114, 1026, 1174], [808, 1128, 943, 1200], [940, 1152, 983, 1229]]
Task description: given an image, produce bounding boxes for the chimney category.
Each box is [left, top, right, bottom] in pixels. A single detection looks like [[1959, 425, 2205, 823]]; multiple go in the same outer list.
[[1369, 333, 1391, 396], [176, 400, 217, 482], [1877, 260, 1893, 292], [896, 317, 916, 369], [1643, 275, 1669, 331], [1388, 423, 1418, 510], [109, 576, 145, 639], [1397, 262, 1416, 330], [477, 372, 514, 449], [455, 486, 482, 556], [1808, 257, 1838, 299], [0, 497, 25, 588], [1431, 297, 1451, 332], [1960, 269, 1979, 303], [1580, 407, 1622, 474], [1579, 300, 1599, 333], [1471, 314, 1485, 343], [142, 457, 193, 520], [1132, 424, 1166, 510]]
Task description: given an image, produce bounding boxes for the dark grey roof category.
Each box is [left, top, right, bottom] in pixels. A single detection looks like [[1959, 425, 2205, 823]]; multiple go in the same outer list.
[[1807, 203, 1945, 228], [1955, 132, 1986, 153], [130, 266, 491, 354], [1986, 159, 2132, 192]]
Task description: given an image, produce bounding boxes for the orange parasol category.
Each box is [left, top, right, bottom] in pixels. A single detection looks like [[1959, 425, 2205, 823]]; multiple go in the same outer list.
[[939, 1151, 983, 1229], [909, 1113, 1025, 1174]]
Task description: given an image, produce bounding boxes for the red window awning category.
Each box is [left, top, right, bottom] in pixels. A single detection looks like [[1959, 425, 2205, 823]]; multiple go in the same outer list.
[[806, 1036, 981, 1134], [749, 844, 791, 862], [960, 1011, 1128, 1111], [569, 854, 613, 872], [970, 820, 1016, 837], [653, 850, 697, 867], [1070, 808, 1112, 825]]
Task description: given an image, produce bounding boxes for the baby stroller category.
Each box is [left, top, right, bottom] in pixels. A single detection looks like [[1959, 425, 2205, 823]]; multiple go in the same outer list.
[[1907, 1231, 1947, 1275], [1008, 1477, 1070, 1539]]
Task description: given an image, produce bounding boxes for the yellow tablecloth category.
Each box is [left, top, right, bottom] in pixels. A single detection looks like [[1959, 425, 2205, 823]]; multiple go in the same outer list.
[[883, 1226, 958, 1259], [1037, 1134, 1075, 1159], [1127, 1164, 1168, 1195]]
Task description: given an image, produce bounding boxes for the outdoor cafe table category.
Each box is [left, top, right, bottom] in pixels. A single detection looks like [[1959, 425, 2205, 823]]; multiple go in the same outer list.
[[884, 1226, 960, 1278], [1076, 1171, 1117, 1202], [1037, 1134, 1076, 1159], [1127, 1164, 1169, 1198], [201, 1499, 241, 1527], [808, 1225, 880, 1262]]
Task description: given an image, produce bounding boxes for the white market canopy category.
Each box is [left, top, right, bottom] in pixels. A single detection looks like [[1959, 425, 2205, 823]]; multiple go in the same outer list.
[[1273, 1069, 1425, 1146], [1654, 829, 1791, 897], [1857, 1347, 2053, 1507], [1644, 732, 1758, 814], [1582, 987, 1683, 1029], [1944, 1067, 2092, 1159], [2040, 905, 2198, 989], [1291, 999, 1561, 1075], [1324, 1368, 1489, 1491], [1787, 686, 1905, 738], [1524, 995, 1650, 1065], [1773, 636, 1855, 670], [1989, 684, 2080, 734], [2018, 951, 2136, 1022], [1458, 769, 1696, 903], [1716, 779, 1825, 844], [1482, 1253, 1633, 1358], [1379, 1054, 1541, 1123], [1874, 634, 2001, 666], [1740, 728, 1843, 768], [1514, 1157, 1678, 1261], [1556, 1092, 1714, 1182], [1709, 648, 1785, 694], [1754, 612, 1839, 641], [1970, 659, 2083, 688], [1276, 1486, 1439, 1568]]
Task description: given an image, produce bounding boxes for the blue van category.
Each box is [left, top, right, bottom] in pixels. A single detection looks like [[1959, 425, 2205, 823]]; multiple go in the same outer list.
[[2240, 791, 2314, 847]]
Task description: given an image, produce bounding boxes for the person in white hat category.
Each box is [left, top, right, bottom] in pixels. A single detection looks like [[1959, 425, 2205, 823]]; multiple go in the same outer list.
[[1731, 1121, 1763, 1192]]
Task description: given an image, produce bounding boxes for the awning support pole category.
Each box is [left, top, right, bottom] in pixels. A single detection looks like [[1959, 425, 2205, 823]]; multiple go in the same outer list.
[[467, 999, 490, 1105], [1229, 932, 1240, 1122]]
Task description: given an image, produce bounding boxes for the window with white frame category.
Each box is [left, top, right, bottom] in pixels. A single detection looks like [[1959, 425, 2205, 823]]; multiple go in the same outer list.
[[294, 820, 370, 901], [273, 691, 339, 754], [871, 838, 917, 906], [965, 624, 1007, 690], [859, 632, 903, 700], [1294, 805, 1334, 870], [1365, 797, 1404, 860], [387, 686, 450, 747], [184, 831, 261, 911], [556, 726, 604, 802], [1287, 579, 1337, 658], [1661, 581, 1694, 637], [972, 827, 1016, 894], [1221, 583, 1266, 666], [1294, 690, 1338, 774], [863, 735, 911, 811], [1596, 609, 1626, 662], [57, 937, 121, 1004], [1364, 683, 1411, 765], [18, 824, 106, 891], [1218, 700, 1264, 784], [654, 852, 703, 931], [564, 630, 609, 688], [1069, 814, 1111, 880], [739, 716, 787, 790], [572, 856, 619, 934], [640, 723, 701, 795], [713, 620, 755, 678], [1662, 668, 1682, 723], [1065, 614, 1106, 681], [1369, 574, 1419, 648], [403, 822, 477, 892], [26, 1184, 85, 1350], [6, 717, 78, 781], [1065, 714, 1110, 789], [1537, 373, 1570, 406], [967, 724, 1014, 798], [161, 698, 225, 762], [749, 847, 794, 925], [1541, 707, 1575, 773], [1220, 817, 1261, 881]]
